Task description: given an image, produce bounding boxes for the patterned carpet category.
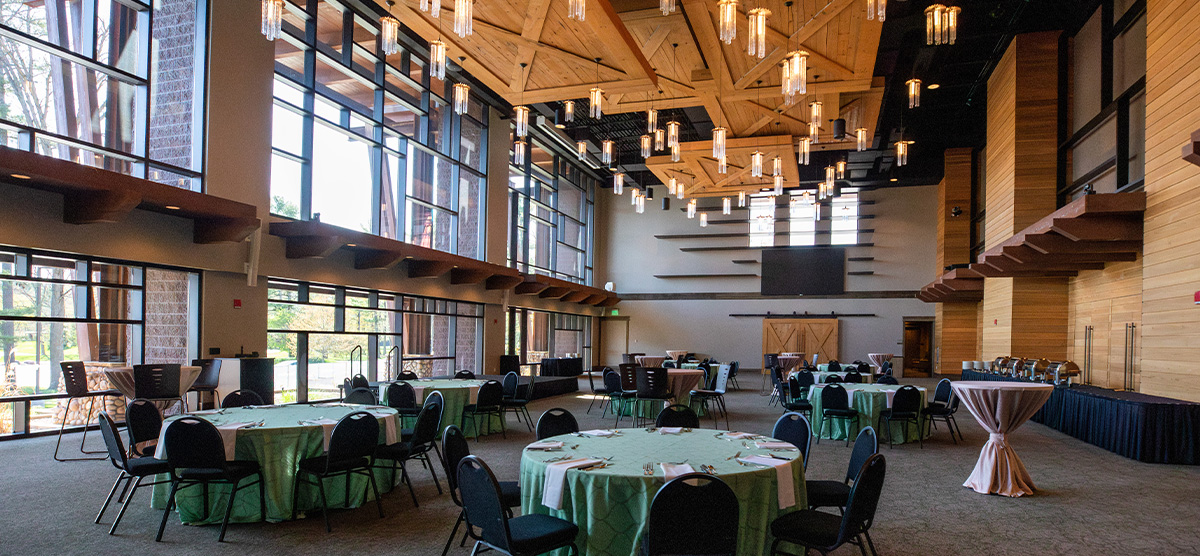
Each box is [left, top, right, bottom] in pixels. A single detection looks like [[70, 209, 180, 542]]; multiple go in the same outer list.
[[4, 375, 1199, 555]]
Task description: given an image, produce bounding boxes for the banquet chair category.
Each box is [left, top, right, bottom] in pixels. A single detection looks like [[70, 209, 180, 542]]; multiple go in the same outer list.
[[727, 360, 742, 391], [95, 411, 170, 536], [769, 366, 790, 406], [384, 381, 422, 423], [877, 376, 900, 385], [663, 360, 677, 368], [770, 454, 886, 556], [502, 372, 536, 432], [377, 392, 445, 506], [188, 359, 222, 411], [454, 370, 476, 380], [843, 371, 864, 384], [655, 404, 699, 428], [922, 379, 962, 443], [133, 364, 184, 413], [878, 385, 924, 449], [125, 398, 163, 457], [586, 366, 613, 414], [643, 473, 739, 556], [824, 374, 843, 384], [341, 373, 369, 398], [221, 389, 264, 408], [397, 371, 420, 381], [817, 383, 859, 446], [614, 365, 639, 426], [635, 368, 673, 428], [781, 375, 813, 421], [464, 380, 506, 440], [772, 412, 813, 471], [690, 364, 731, 428], [54, 361, 121, 461], [806, 426, 878, 511], [536, 408, 580, 440], [291, 411, 384, 532], [827, 360, 842, 374], [440, 425, 522, 556], [458, 455, 579, 556], [342, 387, 377, 405], [156, 417, 264, 542]]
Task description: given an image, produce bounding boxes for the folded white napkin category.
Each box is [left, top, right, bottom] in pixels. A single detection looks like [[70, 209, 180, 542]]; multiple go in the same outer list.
[[659, 427, 683, 435], [739, 455, 796, 509], [578, 429, 616, 437], [659, 462, 694, 480], [303, 418, 340, 451], [368, 412, 398, 445], [724, 432, 756, 439], [213, 422, 256, 460], [526, 440, 565, 450], [541, 458, 602, 510], [755, 441, 797, 450]]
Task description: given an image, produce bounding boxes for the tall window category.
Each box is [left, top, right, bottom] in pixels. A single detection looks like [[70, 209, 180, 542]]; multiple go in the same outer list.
[[0, 249, 200, 438], [505, 307, 591, 366], [0, 0, 208, 190], [829, 194, 860, 245], [509, 132, 596, 283], [748, 196, 776, 247], [269, 0, 487, 260], [748, 194, 861, 246]]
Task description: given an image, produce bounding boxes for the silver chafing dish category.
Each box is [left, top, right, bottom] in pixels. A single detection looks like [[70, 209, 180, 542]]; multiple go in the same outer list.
[[1024, 358, 1051, 380], [1004, 357, 1025, 376], [1046, 361, 1081, 385], [991, 356, 1011, 374]]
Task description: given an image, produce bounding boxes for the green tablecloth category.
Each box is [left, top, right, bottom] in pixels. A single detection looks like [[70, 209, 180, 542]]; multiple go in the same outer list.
[[612, 369, 707, 419], [808, 384, 928, 443], [520, 429, 807, 556], [394, 379, 504, 438], [151, 404, 399, 524]]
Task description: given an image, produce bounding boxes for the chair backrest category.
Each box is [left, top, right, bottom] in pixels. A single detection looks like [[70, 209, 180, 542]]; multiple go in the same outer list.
[[846, 426, 879, 483], [397, 371, 419, 381], [663, 360, 677, 368], [796, 370, 815, 388], [498, 355, 521, 374], [728, 361, 739, 377], [97, 411, 130, 470], [349, 373, 369, 389], [343, 387, 377, 405], [535, 408, 579, 440], [60, 361, 90, 397], [457, 456, 513, 552], [589, 366, 612, 392], [190, 359, 222, 389], [877, 376, 899, 385], [837, 454, 887, 545], [133, 364, 182, 399], [636, 367, 671, 398], [501, 371, 519, 398], [763, 353, 779, 369], [770, 365, 785, 388], [827, 361, 842, 373], [455, 370, 476, 380], [222, 389, 264, 408], [655, 404, 699, 428], [125, 398, 163, 456], [441, 425, 471, 507], [411, 391, 446, 447], [713, 364, 731, 393], [618, 364, 638, 392], [857, 362, 871, 375], [821, 383, 850, 410], [326, 411, 379, 468], [645, 473, 739, 555], [476, 380, 504, 408], [843, 371, 863, 384], [825, 374, 843, 384], [891, 385, 923, 414], [933, 378, 953, 404], [385, 382, 417, 410], [163, 417, 227, 470], [881, 361, 893, 375], [603, 370, 623, 394], [772, 412, 812, 470], [787, 375, 804, 403]]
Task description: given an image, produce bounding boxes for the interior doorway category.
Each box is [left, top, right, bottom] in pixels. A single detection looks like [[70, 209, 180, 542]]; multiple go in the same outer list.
[[903, 319, 934, 377], [599, 317, 629, 369]]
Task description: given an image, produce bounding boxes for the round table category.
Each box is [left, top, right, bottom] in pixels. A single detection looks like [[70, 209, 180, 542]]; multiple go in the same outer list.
[[151, 404, 399, 524], [376, 378, 502, 438], [808, 384, 928, 443], [520, 429, 807, 556], [951, 381, 1054, 497], [104, 365, 203, 398], [665, 350, 689, 361], [776, 356, 804, 372], [617, 369, 706, 419], [634, 355, 667, 368]]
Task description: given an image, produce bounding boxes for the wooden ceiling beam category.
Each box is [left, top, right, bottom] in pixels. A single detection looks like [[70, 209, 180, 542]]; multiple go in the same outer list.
[[284, 235, 346, 259], [538, 286, 572, 299], [61, 189, 143, 224], [486, 274, 526, 290], [450, 267, 495, 285], [731, 0, 857, 90], [519, 77, 656, 104], [586, 0, 659, 87], [561, 291, 592, 303], [353, 249, 407, 270], [1023, 234, 1141, 255], [1050, 217, 1143, 243], [407, 259, 457, 279], [512, 0, 555, 92]]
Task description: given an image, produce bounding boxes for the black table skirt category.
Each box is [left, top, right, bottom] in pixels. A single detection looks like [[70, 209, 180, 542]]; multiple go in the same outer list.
[[539, 357, 583, 377], [960, 370, 1200, 464]]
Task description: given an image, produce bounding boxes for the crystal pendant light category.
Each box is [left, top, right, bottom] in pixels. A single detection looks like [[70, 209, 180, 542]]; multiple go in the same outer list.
[[454, 0, 472, 37], [636, 193, 646, 213], [723, 197, 732, 215], [809, 121, 819, 144], [576, 141, 587, 161], [647, 109, 658, 134], [668, 177, 678, 196], [925, 4, 960, 45], [513, 139, 526, 165], [453, 83, 470, 114], [381, 15, 400, 55], [420, 0, 440, 17], [589, 87, 603, 118], [630, 188, 640, 205], [814, 200, 821, 221], [799, 137, 811, 165], [774, 174, 784, 195], [738, 191, 746, 207], [836, 160, 846, 179], [613, 173, 625, 195], [640, 135, 652, 158], [666, 121, 680, 148], [660, 0, 675, 15], [687, 199, 697, 218], [654, 128, 666, 151], [718, 155, 728, 174], [430, 40, 447, 79], [750, 151, 764, 178], [867, 0, 886, 22], [700, 212, 708, 227], [262, 0, 284, 41], [671, 143, 681, 162], [906, 78, 921, 108], [782, 51, 807, 102], [514, 106, 529, 137], [568, 0, 585, 21], [855, 128, 868, 151], [563, 101, 575, 123], [809, 101, 822, 124], [676, 182, 685, 199], [601, 139, 614, 165], [748, 9, 770, 59], [772, 156, 783, 178], [825, 165, 836, 186], [718, 0, 738, 44], [895, 140, 912, 166], [712, 127, 726, 159]]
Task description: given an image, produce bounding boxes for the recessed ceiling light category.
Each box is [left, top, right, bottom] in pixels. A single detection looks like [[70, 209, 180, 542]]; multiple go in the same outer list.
[[11, 174, 31, 179], [346, 243, 357, 247], [927, 84, 940, 90], [164, 205, 181, 210], [889, 178, 899, 182]]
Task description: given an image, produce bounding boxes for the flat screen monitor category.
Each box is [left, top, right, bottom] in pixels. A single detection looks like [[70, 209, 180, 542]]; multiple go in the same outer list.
[[761, 247, 845, 295]]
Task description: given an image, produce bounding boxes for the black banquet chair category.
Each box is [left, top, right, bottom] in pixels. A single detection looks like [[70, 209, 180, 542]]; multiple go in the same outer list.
[[806, 426, 878, 511], [458, 455, 579, 556], [291, 411, 384, 532], [133, 364, 184, 412], [536, 408, 580, 440], [455, 370, 476, 380], [464, 380, 506, 440], [221, 389, 264, 408], [342, 387, 378, 405], [397, 371, 420, 381], [385, 381, 422, 422], [156, 417, 265, 542], [643, 473, 739, 556], [770, 454, 887, 556], [376, 392, 445, 506], [655, 404, 700, 428], [188, 359, 222, 410], [55, 361, 121, 461], [690, 363, 731, 429], [878, 385, 924, 449], [923, 378, 962, 443], [502, 371, 536, 432], [634, 367, 673, 428], [876, 376, 899, 385], [95, 411, 170, 535], [781, 375, 813, 421], [125, 398, 164, 458], [816, 383, 859, 446], [586, 366, 614, 414], [440, 425, 522, 556], [843, 371, 863, 384], [772, 412, 813, 471]]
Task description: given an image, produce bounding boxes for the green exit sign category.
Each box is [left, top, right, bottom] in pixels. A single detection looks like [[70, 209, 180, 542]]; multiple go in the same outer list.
[[610, 309, 619, 316]]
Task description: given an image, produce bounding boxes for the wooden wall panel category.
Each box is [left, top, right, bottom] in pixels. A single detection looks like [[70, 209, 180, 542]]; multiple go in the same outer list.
[[981, 277, 1015, 356], [1066, 258, 1143, 389], [933, 148, 978, 375], [1142, 0, 1200, 401], [935, 302, 980, 375]]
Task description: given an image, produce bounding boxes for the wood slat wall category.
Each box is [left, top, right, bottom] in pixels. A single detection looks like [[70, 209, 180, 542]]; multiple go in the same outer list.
[[1066, 257, 1143, 389], [933, 148, 979, 375], [1141, 0, 1200, 401]]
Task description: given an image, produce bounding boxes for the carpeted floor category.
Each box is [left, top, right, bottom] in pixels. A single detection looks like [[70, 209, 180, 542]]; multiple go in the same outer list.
[[4, 376, 1199, 555]]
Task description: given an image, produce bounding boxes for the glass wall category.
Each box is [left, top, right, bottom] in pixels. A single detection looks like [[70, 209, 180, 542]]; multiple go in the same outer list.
[[506, 307, 591, 366], [0, 0, 208, 190], [267, 279, 482, 402], [269, 0, 487, 259]]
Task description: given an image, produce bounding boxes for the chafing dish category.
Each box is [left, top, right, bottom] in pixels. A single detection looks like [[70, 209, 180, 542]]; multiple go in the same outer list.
[[1024, 358, 1051, 380], [1046, 361, 1081, 385], [991, 356, 1011, 373]]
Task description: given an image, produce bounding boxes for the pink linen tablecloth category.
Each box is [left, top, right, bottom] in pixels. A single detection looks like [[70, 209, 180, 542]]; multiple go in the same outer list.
[[867, 353, 894, 372], [104, 366, 203, 398], [951, 381, 1054, 497], [777, 356, 804, 372], [667, 369, 704, 400], [635, 355, 667, 368], [665, 350, 689, 360]]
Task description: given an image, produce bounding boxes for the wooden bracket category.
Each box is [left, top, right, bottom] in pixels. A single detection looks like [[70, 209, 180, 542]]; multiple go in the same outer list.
[[62, 190, 142, 224]]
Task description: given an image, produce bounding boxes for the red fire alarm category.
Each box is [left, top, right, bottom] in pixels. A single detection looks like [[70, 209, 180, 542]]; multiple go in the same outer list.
[[233, 299, 243, 309], [1194, 291, 1200, 305]]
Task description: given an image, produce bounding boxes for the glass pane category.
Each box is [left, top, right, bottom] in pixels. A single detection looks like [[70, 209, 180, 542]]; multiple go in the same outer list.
[[457, 174, 482, 260], [149, 0, 202, 172], [429, 97, 449, 154], [531, 140, 554, 177], [408, 147, 455, 209], [315, 1, 344, 54], [91, 262, 142, 285], [268, 281, 300, 301], [312, 122, 374, 233], [274, 35, 307, 80], [307, 333, 368, 400], [406, 202, 454, 252], [524, 311, 550, 363], [274, 76, 306, 106], [749, 197, 776, 247], [529, 219, 553, 270], [460, 117, 485, 171], [789, 202, 816, 246], [91, 286, 142, 320], [0, 279, 76, 319], [270, 153, 303, 218], [556, 246, 582, 279], [272, 103, 306, 156], [345, 308, 399, 333], [96, 0, 144, 75], [268, 302, 335, 331], [383, 93, 419, 137], [559, 185, 584, 221], [1128, 92, 1145, 185], [455, 317, 479, 371], [315, 59, 374, 119], [308, 285, 337, 304], [380, 149, 404, 239], [269, 333, 299, 403]]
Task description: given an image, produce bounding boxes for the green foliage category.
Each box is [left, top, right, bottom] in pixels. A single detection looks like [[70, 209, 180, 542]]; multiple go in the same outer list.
[[272, 195, 300, 218]]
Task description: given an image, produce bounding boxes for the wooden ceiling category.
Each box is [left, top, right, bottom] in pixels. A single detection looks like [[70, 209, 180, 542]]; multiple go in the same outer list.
[[644, 134, 799, 197]]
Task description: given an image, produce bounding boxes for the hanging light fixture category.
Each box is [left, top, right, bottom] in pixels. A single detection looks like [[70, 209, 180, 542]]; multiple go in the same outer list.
[[782, 51, 807, 102], [513, 138, 527, 165], [809, 121, 820, 144], [810, 101, 823, 125], [799, 137, 811, 165], [855, 128, 868, 151], [718, 0, 738, 44], [825, 165, 836, 185], [906, 78, 921, 108], [867, 0, 886, 22], [660, 0, 675, 15], [738, 190, 746, 207], [671, 143, 681, 162], [723, 197, 732, 215], [563, 100, 575, 123], [773, 155, 783, 178], [668, 177, 678, 196], [262, 0, 284, 40], [925, 4, 960, 45], [718, 155, 728, 175], [640, 135, 652, 158], [453, 0, 472, 37], [601, 139, 614, 165], [687, 198, 697, 218], [453, 83, 470, 114], [712, 127, 726, 160], [748, 8, 770, 59], [514, 106, 530, 137], [430, 39, 447, 79], [568, 0, 585, 21], [613, 172, 625, 195], [774, 174, 784, 195], [589, 58, 604, 118], [801, 190, 812, 205], [576, 141, 587, 161], [676, 181, 685, 199], [700, 212, 709, 227], [836, 160, 846, 180], [813, 200, 821, 221], [630, 187, 639, 204], [895, 140, 912, 166], [647, 109, 658, 134], [654, 128, 666, 151], [666, 121, 681, 149], [420, 0, 440, 17], [381, 3, 400, 54], [636, 193, 646, 213], [750, 151, 764, 178]]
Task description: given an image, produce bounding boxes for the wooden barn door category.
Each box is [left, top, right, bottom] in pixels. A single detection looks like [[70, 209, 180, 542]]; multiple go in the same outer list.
[[762, 319, 839, 366]]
